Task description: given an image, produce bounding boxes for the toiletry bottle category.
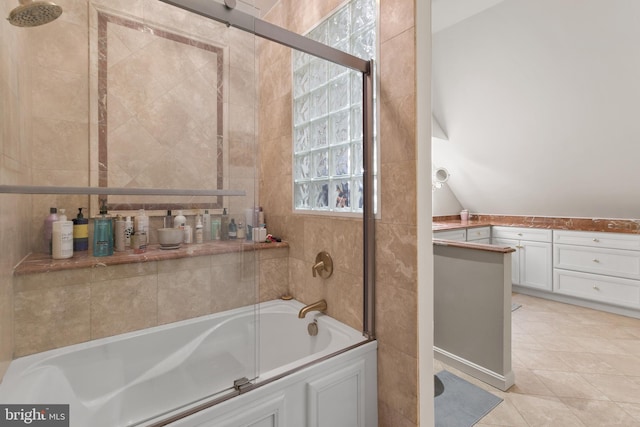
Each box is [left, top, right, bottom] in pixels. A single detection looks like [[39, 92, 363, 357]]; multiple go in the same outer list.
[[164, 210, 173, 228], [93, 201, 114, 257], [43, 207, 59, 254], [124, 216, 133, 248], [258, 207, 264, 227], [202, 210, 211, 241], [135, 209, 149, 244], [183, 225, 193, 244], [195, 216, 204, 244], [72, 208, 89, 252], [52, 209, 73, 260], [237, 221, 245, 240], [174, 210, 186, 229], [220, 208, 229, 241], [211, 217, 221, 240], [114, 214, 126, 252], [132, 231, 147, 254], [228, 218, 237, 239]]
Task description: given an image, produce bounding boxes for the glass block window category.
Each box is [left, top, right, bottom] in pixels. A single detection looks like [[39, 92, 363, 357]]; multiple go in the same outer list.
[[293, 0, 377, 213]]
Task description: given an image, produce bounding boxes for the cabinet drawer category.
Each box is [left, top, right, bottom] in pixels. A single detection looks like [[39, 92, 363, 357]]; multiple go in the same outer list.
[[491, 226, 552, 242], [554, 269, 640, 309], [553, 230, 640, 250], [554, 244, 640, 280], [470, 238, 492, 244], [466, 226, 491, 241], [433, 229, 467, 241]]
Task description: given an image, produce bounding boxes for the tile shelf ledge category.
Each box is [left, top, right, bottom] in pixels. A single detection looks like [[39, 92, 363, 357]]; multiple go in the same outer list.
[[0, 185, 246, 197], [14, 240, 288, 276]]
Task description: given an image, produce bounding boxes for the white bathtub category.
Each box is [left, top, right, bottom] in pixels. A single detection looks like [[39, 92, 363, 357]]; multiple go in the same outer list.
[[0, 299, 370, 427]]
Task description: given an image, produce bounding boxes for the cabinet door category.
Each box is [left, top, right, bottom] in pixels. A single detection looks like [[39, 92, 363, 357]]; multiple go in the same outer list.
[[520, 241, 553, 290], [493, 237, 519, 285]]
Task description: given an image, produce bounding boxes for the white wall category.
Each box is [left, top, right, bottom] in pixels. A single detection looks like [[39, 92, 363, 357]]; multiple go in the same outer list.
[[432, 0, 640, 219]]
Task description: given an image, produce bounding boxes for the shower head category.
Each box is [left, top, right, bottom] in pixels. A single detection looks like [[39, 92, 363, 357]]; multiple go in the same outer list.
[[7, 0, 62, 27]]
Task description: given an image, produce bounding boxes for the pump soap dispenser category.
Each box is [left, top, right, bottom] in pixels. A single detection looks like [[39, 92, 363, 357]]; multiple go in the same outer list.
[[93, 200, 114, 257]]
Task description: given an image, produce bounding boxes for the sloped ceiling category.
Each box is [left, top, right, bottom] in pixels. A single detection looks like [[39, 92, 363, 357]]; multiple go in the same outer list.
[[432, 0, 640, 218], [432, 0, 506, 33]]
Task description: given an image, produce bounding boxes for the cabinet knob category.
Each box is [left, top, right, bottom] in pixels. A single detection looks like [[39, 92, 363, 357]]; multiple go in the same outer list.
[[517, 233, 523, 236], [593, 238, 599, 242], [592, 259, 600, 263], [516, 245, 524, 249], [593, 284, 600, 291]]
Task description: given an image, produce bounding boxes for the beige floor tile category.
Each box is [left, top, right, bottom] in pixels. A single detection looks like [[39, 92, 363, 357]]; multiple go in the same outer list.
[[573, 337, 627, 355], [617, 402, 640, 423], [623, 326, 640, 340], [531, 370, 609, 400], [593, 353, 640, 377], [508, 393, 586, 426], [509, 367, 555, 397], [533, 335, 587, 353], [555, 351, 618, 375], [580, 373, 640, 404], [561, 398, 639, 427], [516, 320, 558, 336], [609, 339, 640, 355], [513, 333, 545, 351], [514, 349, 572, 371]]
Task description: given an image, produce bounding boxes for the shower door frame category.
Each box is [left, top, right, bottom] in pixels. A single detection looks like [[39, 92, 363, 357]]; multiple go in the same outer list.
[[151, 0, 376, 425]]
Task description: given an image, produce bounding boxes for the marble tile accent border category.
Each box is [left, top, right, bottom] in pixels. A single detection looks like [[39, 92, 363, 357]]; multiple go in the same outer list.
[[14, 241, 288, 276], [433, 214, 640, 234], [97, 11, 225, 211]]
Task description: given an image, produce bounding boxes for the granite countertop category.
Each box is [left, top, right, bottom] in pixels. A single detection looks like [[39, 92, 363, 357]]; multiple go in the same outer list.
[[433, 215, 640, 234], [432, 220, 492, 231], [432, 214, 640, 253], [14, 240, 289, 276]]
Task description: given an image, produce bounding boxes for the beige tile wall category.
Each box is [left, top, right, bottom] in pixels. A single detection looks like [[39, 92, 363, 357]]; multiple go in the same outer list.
[[0, 1, 34, 378], [259, 0, 418, 425], [13, 248, 288, 357]]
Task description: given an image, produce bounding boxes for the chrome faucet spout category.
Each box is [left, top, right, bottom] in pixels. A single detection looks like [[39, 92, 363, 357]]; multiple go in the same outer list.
[[298, 299, 327, 318]]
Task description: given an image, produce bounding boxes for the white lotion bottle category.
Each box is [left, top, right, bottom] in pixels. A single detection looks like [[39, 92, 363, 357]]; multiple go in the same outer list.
[[52, 209, 73, 259]]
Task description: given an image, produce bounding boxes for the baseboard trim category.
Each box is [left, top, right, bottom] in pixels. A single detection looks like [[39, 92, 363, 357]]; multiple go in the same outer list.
[[434, 347, 515, 392]]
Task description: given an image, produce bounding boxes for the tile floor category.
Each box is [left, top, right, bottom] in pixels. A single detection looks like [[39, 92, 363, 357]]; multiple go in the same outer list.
[[435, 293, 640, 426]]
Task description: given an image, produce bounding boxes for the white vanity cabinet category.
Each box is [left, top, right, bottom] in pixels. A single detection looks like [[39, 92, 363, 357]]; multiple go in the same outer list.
[[553, 230, 640, 309], [492, 226, 553, 290], [433, 228, 467, 241]]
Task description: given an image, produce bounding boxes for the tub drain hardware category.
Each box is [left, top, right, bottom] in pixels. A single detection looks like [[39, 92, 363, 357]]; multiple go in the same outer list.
[[307, 320, 319, 336]]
